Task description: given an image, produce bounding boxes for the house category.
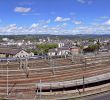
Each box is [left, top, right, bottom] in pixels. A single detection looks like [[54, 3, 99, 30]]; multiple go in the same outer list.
[[70, 46, 80, 55], [48, 47, 70, 57], [48, 49, 57, 56], [58, 42, 65, 48], [57, 47, 70, 56], [0, 48, 34, 58], [14, 50, 34, 58]]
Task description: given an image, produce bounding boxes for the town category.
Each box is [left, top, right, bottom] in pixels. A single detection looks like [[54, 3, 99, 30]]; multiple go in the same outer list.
[[1, 0, 110, 100], [0, 34, 110, 59], [0, 34, 110, 100]]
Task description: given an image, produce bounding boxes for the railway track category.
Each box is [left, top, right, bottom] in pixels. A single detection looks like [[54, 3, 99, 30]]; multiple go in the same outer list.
[[0, 55, 110, 99]]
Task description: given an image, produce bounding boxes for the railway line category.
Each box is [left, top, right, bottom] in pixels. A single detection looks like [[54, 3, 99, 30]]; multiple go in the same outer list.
[[0, 54, 110, 99]]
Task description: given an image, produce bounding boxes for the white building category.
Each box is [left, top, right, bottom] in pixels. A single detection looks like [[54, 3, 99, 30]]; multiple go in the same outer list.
[[48, 47, 70, 57], [14, 50, 34, 58], [58, 43, 65, 48]]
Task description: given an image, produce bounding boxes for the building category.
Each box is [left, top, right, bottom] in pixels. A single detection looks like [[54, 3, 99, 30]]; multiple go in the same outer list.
[[48, 47, 70, 57], [70, 46, 80, 55], [58, 42, 65, 48], [0, 48, 34, 58], [48, 49, 57, 56]]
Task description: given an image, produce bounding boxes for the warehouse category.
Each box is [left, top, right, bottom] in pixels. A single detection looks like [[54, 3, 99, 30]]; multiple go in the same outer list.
[[0, 47, 34, 58]]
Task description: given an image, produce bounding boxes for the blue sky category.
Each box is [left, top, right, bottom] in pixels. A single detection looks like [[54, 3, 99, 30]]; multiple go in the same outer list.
[[0, 0, 110, 35]]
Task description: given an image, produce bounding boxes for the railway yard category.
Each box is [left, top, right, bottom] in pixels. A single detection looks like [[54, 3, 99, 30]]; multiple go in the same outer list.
[[0, 53, 110, 100]]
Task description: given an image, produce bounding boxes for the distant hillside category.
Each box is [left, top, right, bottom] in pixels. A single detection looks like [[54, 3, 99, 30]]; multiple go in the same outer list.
[[0, 34, 110, 41]]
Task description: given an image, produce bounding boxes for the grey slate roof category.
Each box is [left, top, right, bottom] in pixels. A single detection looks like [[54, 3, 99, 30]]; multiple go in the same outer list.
[[0, 48, 22, 55]]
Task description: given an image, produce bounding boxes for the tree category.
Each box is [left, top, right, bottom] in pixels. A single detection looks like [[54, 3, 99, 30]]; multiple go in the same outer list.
[[83, 44, 100, 53], [36, 43, 58, 55]]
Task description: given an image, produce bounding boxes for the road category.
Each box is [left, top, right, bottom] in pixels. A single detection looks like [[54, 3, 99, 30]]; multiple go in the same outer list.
[[83, 92, 110, 100]]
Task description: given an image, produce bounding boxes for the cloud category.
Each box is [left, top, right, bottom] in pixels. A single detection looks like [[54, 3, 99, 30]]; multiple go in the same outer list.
[[73, 20, 82, 25], [30, 23, 39, 28], [104, 19, 110, 25], [62, 23, 67, 26], [77, 0, 85, 4], [0, 22, 69, 35], [100, 16, 109, 19], [46, 19, 51, 23], [77, 0, 92, 4], [94, 16, 110, 23], [21, 13, 40, 16], [72, 24, 110, 34], [55, 16, 70, 22], [0, 24, 18, 33], [7, 24, 17, 32], [14, 7, 31, 13], [1, 21, 110, 35]]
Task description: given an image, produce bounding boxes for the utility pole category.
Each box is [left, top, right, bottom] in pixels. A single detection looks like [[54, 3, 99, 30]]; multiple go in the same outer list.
[[19, 57, 29, 78], [83, 57, 87, 93], [24, 57, 29, 78], [71, 52, 74, 63], [25, 57, 27, 77], [19, 58, 22, 69], [39, 79, 42, 100], [35, 84, 38, 99], [64, 51, 67, 59], [6, 59, 9, 96], [49, 56, 55, 75], [0, 60, 3, 76]]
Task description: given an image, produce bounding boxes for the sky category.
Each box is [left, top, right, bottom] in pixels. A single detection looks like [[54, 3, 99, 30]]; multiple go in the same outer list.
[[0, 0, 110, 35]]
